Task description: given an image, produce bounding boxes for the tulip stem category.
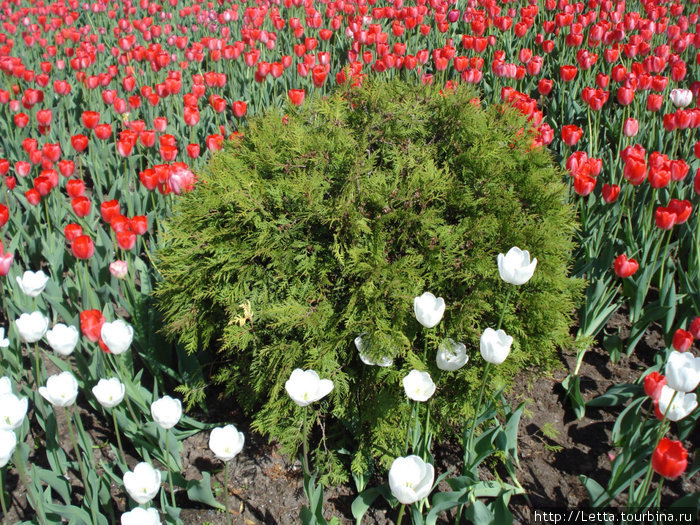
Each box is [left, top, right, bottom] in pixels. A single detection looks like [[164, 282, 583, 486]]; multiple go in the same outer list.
[[497, 288, 513, 331], [67, 407, 96, 524], [33, 343, 42, 388], [0, 468, 7, 519], [396, 503, 406, 525], [466, 362, 491, 469], [166, 429, 177, 508], [111, 409, 127, 466], [224, 460, 231, 525], [14, 450, 47, 525], [657, 229, 673, 292], [301, 408, 310, 477]]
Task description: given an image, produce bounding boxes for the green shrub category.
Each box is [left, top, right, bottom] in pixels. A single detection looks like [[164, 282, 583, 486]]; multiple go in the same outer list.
[[155, 78, 582, 483]]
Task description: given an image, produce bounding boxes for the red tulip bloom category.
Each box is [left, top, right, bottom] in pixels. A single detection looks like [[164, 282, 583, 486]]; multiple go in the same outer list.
[[64, 223, 83, 242], [232, 100, 247, 118], [110, 215, 130, 234], [100, 200, 120, 223], [183, 106, 199, 126], [36, 109, 52, 126], [58, 160, 75, 177], [647, 94, 663, 112], [617, 87, 634, 106], [648, 167, 670, 189], [82, 111, 100, 129], [623, 118, 639, 137], [168, 163, 196, 194], [689, 317, 700, 339], [116, 230, 137, 251], [71, 235, 95, 259], [66, 179, 85, 198], [186, 144, 200, 158], [559, 65, 577, 82], [652, 438, 687, 480], [13, 113, 29, 128], [672, 329, 694, 352], [71, 134, 89, 152], [94, 124, 112, 140], [623, 157, 647, 185], [537, 78, 553, 96], [80, 308, 104, 342], [602, 184, 620, 203], [614, 254, 639, 278], [130, 216, 148, 235], [140, 130, 156, 148], [0, 203, 7, 227], [573, 173, 596, 196], [561, 125, 583, 146], [655, 207, 677, 230], [288, 89, 305, 106], [643, 371, 666, 401], [71, 196, 91, 217], [24, 189, 41, 205], [668, 199, 692, 224]]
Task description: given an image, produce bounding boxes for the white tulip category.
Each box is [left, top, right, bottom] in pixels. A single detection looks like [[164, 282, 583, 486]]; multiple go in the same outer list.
[[15, 270, 49, 297], [92, 378, 125, 409], [657, 386, 697, 422], [497, 247, 537, 285], [39, 371, 79, 407], [670, 88, 693, 108], [413, 293, 445, 328], [389, 455, 435, 505], [46, 324, 79, 356], [284, 369, 334, 407], [0, 429, 17, 468], [355, 335, 393, 367], [402, 370, 436, 402], [436, 338, 468, 371], [0, 377, 11, 396], [0, 393, 28, 430], [15, 312, 49, 343], [480, 328, 513, 365], [121, 507, 161, 525], [100, 320, 134, 355], [665, 351, 700, 393], [150, 395, 182, 429], [0, 328, 8, 348], [123, 462, 161, 504], [209, 424, 245, 461]]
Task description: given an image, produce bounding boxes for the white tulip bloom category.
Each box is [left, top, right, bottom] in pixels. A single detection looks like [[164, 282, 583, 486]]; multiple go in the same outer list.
[[123, 462, 161, 504], [209, 424, 245, 461], [285, 369, 334, 407], [480, 328, 513, 365], [413, 292, 445, 328], [402, 370, 436, 402], [436, 338, 468, 371], [497, 247, 537, 285], [46, 324, 79, 356], [16, 270, 49, 297], [389, 455, 435, 505]]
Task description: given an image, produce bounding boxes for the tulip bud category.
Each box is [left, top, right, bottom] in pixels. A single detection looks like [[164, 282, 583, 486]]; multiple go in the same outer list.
[[623, 117, 639, 137]]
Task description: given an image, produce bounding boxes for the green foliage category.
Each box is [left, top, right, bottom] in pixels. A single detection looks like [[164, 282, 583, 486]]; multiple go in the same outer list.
[[155, 78, 582, 480]]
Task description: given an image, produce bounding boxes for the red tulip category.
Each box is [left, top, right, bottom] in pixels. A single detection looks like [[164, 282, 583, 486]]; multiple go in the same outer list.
[[0, 250, 13, 275], [0, 203, 7, 227], [559, 65, 577, 82], [82, 110, 100, 129], [71, 235, 95, 259], [186, 144, 200, 158], [24, 189, 41, 205], [140, 130, 156, 148], [13, 113, 29, 128], [232, 100, 247, 118], [80, 308, 104, 342], [573, 173, 596, 196], [58, 160, 75, 177], [64, 223, 83, 242], [537, 78, 553, 96], [116, 230, 137, 250], [643, 371, 666, 401], [130, 216, 148, 235], [288, 89, 305, 106], [689, 317, 700, 339], [623, 157, 647, 185], [672, 329, 693, 352], [647, 93, 663, 112], [652, 438, 687, 480], [602, 184, 620, 203], [71, 196, 91, 218], [561, 125, 583, 146], [623, 118, 638, 137], [71, 134, 89, 152], [648, 167, 670, 189], [66, 179, 85, 198], [667, 199, 692, 224], [614, 254, 639, 278], [183, 106, 199, 126], [617, 87, 634, 106], [100, 200, 120, 223], [94, 123, 112, 140], [655, 207, 677, 230], [110, 215, 130, 233]]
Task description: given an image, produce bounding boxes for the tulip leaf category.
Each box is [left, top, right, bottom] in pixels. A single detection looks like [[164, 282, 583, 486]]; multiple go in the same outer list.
[[43, 502, 93, 525], [35, 467, 71, 505], [579, 475, 608, 507], [463, 499, 494, 525], [669, 492, 700, 513], [186, 471, 225, 510], [351, 485, 389, 523], [587, 384, 643, 408], [425, 489, 470, 525], [561, 374, 585, 420], [625, 303, 669, 356], [611, 397, 646, 446]]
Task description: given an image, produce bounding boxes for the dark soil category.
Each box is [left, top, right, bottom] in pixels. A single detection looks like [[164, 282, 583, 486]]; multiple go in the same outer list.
[[3, 312, 698, 524]]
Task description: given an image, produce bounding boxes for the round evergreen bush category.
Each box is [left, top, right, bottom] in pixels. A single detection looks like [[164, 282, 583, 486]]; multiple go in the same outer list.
[[155, 78, 581, 482]]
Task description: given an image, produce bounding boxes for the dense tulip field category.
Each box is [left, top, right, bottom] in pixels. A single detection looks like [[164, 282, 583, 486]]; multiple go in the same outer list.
[[0, 0, 697, 522]]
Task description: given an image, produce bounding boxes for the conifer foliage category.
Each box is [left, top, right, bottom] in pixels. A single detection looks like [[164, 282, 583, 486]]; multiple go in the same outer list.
[[156, 78, 581, 481]]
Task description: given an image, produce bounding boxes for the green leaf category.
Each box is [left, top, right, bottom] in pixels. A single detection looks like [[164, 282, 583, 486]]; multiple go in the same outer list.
[[186, 471, 225, 510], [587, 384, 643, 408], [351, 485, 385, 524], [561, 374, 585, 420], [579, 475, 608, 507]]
